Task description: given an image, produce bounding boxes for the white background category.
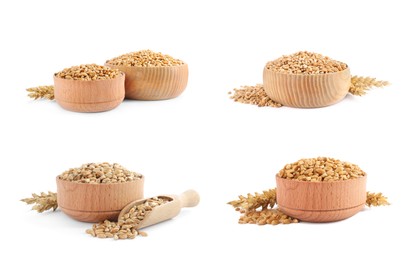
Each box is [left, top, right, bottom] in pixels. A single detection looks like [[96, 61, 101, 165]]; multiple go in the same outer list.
[[1, 0, 410, 259]]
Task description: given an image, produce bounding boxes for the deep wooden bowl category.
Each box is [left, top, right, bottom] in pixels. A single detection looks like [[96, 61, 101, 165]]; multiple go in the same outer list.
[[263, 68, 351, 108], [53, 73, 125, 112], [105, 63, 188, 100], [276, 175, 366, 222], [56, 176, 144, 223]]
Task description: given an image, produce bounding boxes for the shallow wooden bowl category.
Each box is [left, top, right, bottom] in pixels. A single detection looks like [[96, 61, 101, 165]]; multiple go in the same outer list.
[[263, 68, 351, 108], [276, 175, 366, 222], [56, 176, 144, 222], [105, 63, 188, 100], [53, 73, 125, 112]]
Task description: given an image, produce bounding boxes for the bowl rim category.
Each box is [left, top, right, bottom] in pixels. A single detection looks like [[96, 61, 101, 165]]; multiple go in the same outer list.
[[264, 66, 350, 76], [275, 173, 366, 184], [53, 71, 125, 82], [56, 174, 144, 186]]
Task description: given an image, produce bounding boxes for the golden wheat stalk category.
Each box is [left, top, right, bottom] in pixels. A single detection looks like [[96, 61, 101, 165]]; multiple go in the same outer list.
[[349, 76, 390, 96], [366, 192, 390, 207], [21, 191, 58, 213], [26, 85, 55, 100], [228, 189, 277, 211]]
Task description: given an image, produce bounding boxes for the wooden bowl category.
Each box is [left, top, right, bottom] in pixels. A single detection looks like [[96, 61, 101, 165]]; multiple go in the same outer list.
[[263, 68, 351, 108], [56, 176, 144, 222], [53, 73, 125, 112], [276, 175, 366, 222], [105, 63, 188, 100]]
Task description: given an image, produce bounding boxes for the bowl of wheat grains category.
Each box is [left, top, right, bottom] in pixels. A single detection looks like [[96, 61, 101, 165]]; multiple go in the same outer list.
[[275, 157, 367, 222], [53, 64, 125, 112], [105, 50, 188, 100], [263, 51, 351, 108], [56, 163, 144, 222]]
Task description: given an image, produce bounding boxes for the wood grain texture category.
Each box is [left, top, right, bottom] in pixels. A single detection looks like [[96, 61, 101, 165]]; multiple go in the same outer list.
[[56, 176, 144, 222], [263, 68, 351, 108], [53, 73, 125, 112], [276, 175, 366, 222], [105, 63, 188, 100], [118, 189, 200, 229]]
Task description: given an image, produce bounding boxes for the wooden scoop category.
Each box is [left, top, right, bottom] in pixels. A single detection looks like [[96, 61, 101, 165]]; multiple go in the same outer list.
[[118, 189, 200, 229]]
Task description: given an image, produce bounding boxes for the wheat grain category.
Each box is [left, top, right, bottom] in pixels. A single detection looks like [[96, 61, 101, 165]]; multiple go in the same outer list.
[[277, 157, 366, 182], [266, 51, 347, 74], [55, 64, 121, 81], [229, 84, 282, 107], [106, 50, 184, 67], [58, 162, 142, 184], [239, 209, 298, 225], [86, 197, 170, 240]]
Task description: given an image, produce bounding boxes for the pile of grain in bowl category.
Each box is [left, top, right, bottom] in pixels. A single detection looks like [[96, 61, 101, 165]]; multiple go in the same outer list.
[[55, 64, 121, 81], [86, 196, 171, 239], [106, 49, 185, 67], [265, 51, 348, 74], [277, 157, 366, 182], [58, 162, 143, 184]]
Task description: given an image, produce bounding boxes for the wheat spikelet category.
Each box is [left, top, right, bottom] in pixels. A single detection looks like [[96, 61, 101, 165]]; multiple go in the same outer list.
[[366, 192, 390, 207], [26, 85, 55, 100], [21, 191, 58, 213], [228, 189, 299, 225], [228, 188, 277, 211], [349, 76, 390, 96]]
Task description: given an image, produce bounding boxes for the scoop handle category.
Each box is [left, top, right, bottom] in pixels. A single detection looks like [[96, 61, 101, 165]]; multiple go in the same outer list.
[[177, 189, 200, 208]]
